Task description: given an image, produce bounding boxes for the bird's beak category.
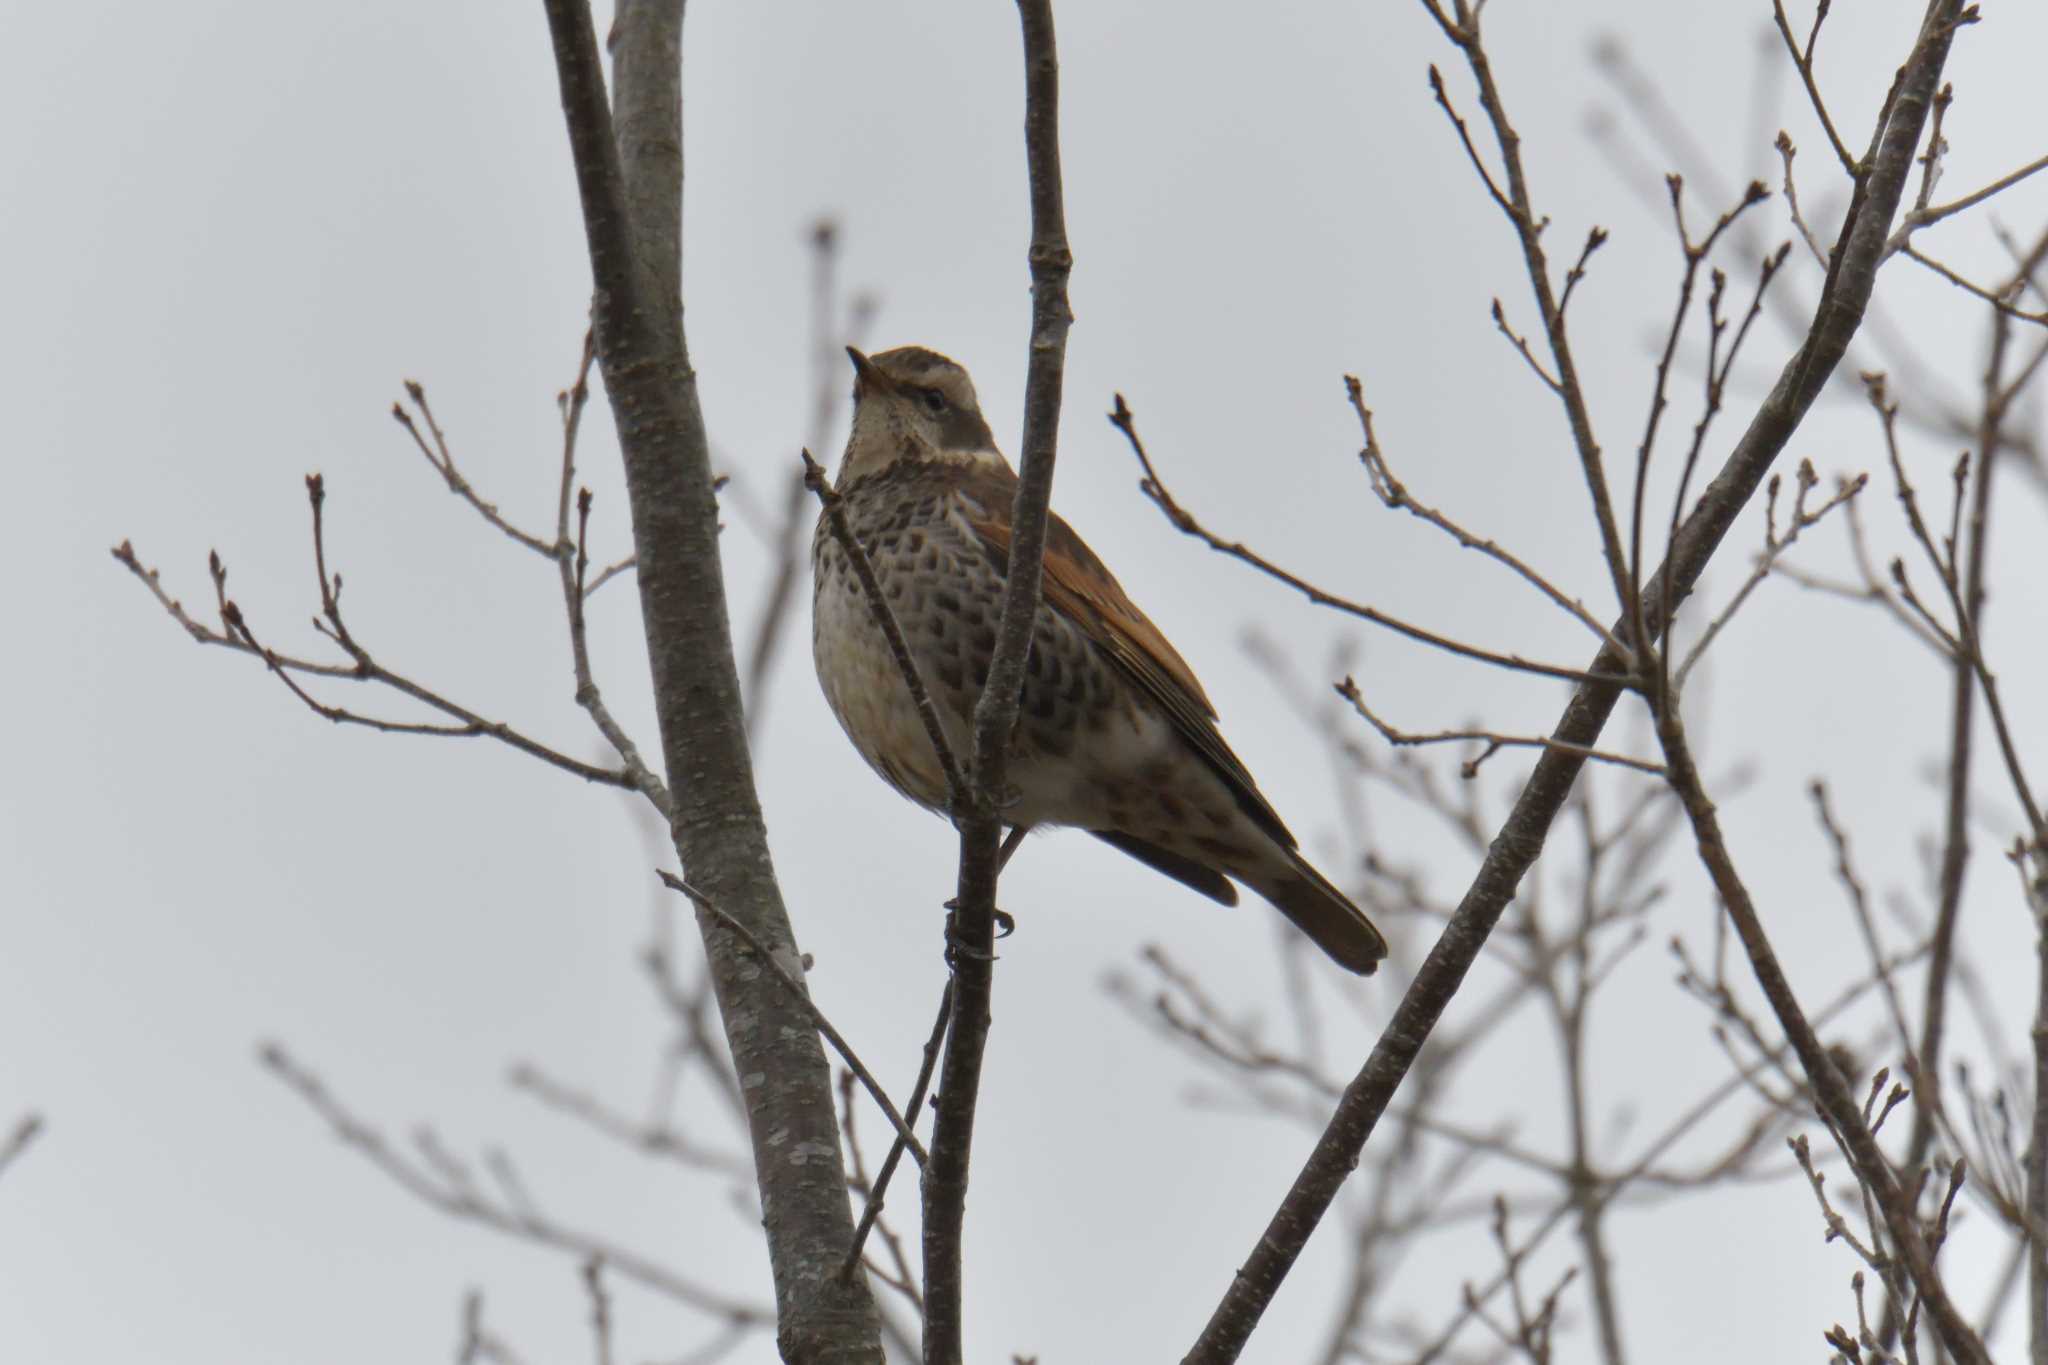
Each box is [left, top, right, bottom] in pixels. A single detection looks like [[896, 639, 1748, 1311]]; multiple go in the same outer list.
[[846, 346, 893, 397]]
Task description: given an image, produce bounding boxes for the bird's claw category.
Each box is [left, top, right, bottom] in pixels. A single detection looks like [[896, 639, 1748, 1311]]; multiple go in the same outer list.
[[941, 897, 1005, 965]]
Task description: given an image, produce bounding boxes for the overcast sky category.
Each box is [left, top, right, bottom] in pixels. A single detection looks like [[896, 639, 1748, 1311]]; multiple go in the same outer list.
[[6, 2, 2047, 1362]]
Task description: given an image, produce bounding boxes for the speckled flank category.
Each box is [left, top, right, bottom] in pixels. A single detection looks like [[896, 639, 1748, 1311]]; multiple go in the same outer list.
[[812, 462, 1289, 888]]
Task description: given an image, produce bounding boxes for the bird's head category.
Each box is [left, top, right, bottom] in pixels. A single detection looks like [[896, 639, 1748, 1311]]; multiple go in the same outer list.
[[839, 346, 1006, 481]]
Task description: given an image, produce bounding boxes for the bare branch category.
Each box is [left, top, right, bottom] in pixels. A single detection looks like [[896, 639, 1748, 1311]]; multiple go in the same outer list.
[[923, 4, 1074, 1355], [392, 382, 555, 556], [657, 873, 927, 1170], [1651, 696, 1989, 1365], [1771, 0, 1857, 174], [1775, 132, 1833, 269], [843, 983, 951, 1284], [1675, 460, 1866, 688], [1900, 244, 2048, 326], [539, 0, 882, 1350], [1184, 4, 1970, 1356], [1899, 151, 2048, 238], [1349, 376, 1622, 651], [1112, 394, 1629, 687], [1428, 39, 1636, 623], [1336, 677, 1664, 778]]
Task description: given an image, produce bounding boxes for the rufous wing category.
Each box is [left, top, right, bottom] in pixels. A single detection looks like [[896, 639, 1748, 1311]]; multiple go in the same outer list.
[[956, 465, 1296, 850]]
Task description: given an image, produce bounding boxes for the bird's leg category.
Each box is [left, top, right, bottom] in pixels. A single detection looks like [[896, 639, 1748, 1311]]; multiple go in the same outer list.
[[992, 825, 1027, 937], [942, 826, 1028, 961], [996, 824, 1028, 872]]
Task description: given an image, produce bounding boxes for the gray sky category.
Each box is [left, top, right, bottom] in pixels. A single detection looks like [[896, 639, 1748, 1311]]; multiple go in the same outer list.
[[5, 2, 2046, 1361]]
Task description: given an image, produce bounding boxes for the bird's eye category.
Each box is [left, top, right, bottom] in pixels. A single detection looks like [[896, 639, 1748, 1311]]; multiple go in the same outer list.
[[919, 387, 947, 413]]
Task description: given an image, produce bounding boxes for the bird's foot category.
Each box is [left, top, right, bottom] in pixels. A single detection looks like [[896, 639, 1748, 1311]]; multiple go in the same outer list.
[[940, 897, 1008, 965]]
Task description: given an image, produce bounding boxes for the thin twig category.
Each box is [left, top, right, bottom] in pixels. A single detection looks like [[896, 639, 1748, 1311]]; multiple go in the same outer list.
[[1183, 4, 1968, 1356], [801, 449, 965, 808], [1336, 677, 1664, 778], [1428, 46, 1637, 625], [1675, 461, 1865, 688], [1900, 245, 2048, 326], [1775, 132, 1834, 268], [1650, 695, 1990, 1365], [392, 381, 555, 556], [115, 458, 655, 802], [834, 1071, 922, 1313], [1771, 0, 1857, 174], [843, 982, 952, 1283], [1111, 394, 1629, 688], [1348, 376, 1623, 651], [1897, 151, 2048, 238], [554, 332, 673, 818], [657, 873, 927, 1169]]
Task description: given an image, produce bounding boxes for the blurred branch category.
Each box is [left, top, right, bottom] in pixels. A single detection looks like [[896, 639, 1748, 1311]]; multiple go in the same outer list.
[[262, 1041, 770, 1330], [1875, 288, 1993, 1258], [743, 222, 877, 736], [1866, 375, 2046, 844], [508, 1061, 751, 1180], [459, 1291, 538, 1365], [1649, 694, 1989, 1364], [582, 1258, 614, 1365], [0, 1114, 41, 1183]]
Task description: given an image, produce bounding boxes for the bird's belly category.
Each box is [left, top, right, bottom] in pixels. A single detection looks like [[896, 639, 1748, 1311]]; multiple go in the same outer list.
[[811, 570, 963, 812], [812, 527, 1242, 842]]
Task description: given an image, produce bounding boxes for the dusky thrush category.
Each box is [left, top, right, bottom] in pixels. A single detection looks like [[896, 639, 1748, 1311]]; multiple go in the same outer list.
[[811, 345, 1389, 974]]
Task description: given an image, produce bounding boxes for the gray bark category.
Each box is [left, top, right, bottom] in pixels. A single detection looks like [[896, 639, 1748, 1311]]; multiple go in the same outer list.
[[541, 2, 883, 1360]]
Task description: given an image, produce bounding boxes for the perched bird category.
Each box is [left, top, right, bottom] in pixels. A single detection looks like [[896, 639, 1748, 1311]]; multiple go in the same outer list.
[[811, 345, 1388, 974]]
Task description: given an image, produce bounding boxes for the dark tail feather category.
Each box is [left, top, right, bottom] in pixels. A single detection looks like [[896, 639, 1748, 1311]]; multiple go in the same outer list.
[[1090, 829, 1240, 907], [1258, 853, 1387, 975]]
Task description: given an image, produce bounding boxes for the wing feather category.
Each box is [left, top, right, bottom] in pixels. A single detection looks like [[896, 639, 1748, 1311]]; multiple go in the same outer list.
[[956, 466, 1296, 849]]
